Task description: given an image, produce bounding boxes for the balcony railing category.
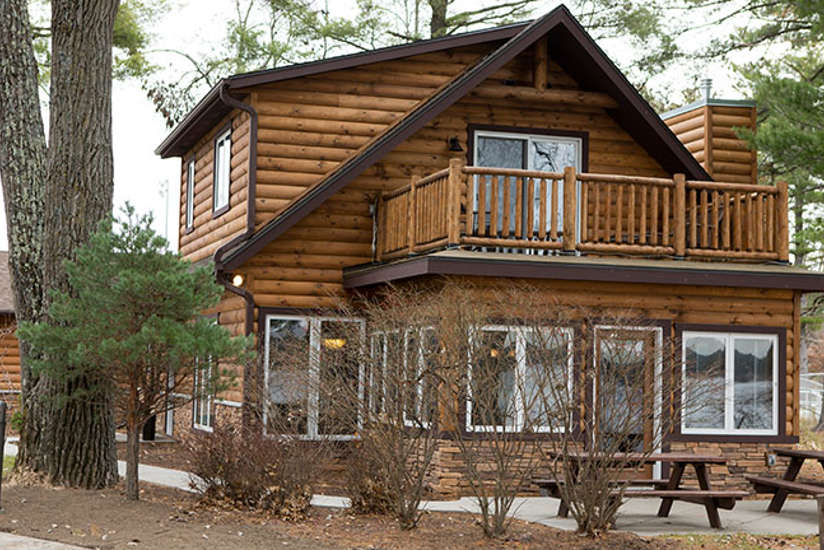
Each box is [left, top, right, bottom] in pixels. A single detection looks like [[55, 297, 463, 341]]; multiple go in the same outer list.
[[375, 159, 789, 263]]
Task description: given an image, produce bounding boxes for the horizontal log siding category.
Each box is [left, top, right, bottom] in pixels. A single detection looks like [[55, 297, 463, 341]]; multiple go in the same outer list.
[[664, 104, 757, 185], [178, 109, 251, 263], [425, 276, 800, 438], [0, 315, 20, 393]]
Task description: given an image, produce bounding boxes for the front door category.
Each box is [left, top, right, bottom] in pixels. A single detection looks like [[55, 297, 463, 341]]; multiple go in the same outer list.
[[594, 326, 662, 476], [472, 130, 582, 240]]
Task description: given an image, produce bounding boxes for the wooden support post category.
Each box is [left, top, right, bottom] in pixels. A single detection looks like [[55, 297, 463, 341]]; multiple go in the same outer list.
[[447, 158, 465, 246], [674, 174, 686, 257], [408, 175, 418, 254], [534, 38, 548, 90], [776, 180, 789, 262], [563, 166, 576, 252]]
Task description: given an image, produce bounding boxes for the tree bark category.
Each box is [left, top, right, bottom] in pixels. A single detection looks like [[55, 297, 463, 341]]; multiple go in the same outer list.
[[428, 0, 449, 37], [125, 418, 140, 501], [2, 0, 121, 488]]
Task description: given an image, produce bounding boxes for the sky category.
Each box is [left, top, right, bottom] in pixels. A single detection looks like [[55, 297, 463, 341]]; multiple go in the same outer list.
[[0, 0, 752, 252]]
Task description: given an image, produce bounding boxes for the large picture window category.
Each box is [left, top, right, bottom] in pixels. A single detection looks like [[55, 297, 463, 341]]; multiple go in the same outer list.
[[264, 314, 364, 439], [369, 327, 439, 428], [466, 326, 573, 432], [213, 128, 231, 214], [682, 331, 778, 435], [192, 356, 214, 432]]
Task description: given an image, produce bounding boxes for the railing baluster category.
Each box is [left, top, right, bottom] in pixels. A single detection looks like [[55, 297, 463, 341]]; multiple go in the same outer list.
[[639, 185, 648, 245], [502, 177, 511, 238], [515, 177, 524, 238], [605, 183, 613, 243], [734, 192, 742, 250], [662, 187, 670, 246], [674, 174, 685, 256], [689, 189, 697, 248], [576, 179, 584, 242], [722, 191, 731, 249], [756, 193, 764, 251], [651, 186, 659, 245], [616, 184, 624, 244], [539, 178, 548, 240], [477, 176, 486, 237], [767, 193, 775, 252], [711, 191, 719, 249], [593, 182, 601, 242], [746, 193, 755, 251], [628, 184, 636, 244], [408, 176, 417, 251], [466, 172, 476, 238], [490, 176, 499, 237], [527, 178, 535, 238], [701, 189, 709, 248]]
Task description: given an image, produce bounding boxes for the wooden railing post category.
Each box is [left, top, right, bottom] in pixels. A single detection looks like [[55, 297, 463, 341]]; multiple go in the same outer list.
[[674, 173, 686, 258], [776, 180, 790, 262], [407, 175, 417, 254], [563, 166, 576, 252], [447, 158, 465, 246]]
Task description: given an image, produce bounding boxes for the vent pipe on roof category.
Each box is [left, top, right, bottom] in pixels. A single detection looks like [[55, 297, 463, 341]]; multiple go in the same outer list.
[[701, 78, 712, 101]]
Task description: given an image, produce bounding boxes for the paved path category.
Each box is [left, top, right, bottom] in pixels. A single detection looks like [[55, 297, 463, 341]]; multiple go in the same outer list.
[[3, 440, 821, 536]]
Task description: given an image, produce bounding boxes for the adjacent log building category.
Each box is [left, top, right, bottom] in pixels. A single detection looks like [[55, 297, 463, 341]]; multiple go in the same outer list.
[[156, 6, 824, 493]]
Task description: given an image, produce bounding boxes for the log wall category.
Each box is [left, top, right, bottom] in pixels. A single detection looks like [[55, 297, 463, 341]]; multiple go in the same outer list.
[[178, 109, 252, 264], [664, 104, 757, 185], [0, 314, 20, 394]]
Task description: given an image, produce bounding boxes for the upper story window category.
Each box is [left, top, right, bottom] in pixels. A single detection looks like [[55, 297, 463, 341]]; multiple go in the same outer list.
[[213, 128, 231, 214], [471, 128, 583, 238], [185, 158, 195, 231], [681, 331, 778, 436]]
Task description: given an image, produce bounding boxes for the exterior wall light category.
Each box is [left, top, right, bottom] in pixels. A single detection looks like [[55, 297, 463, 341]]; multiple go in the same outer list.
[[231, 273, 245, 287], [448, 136, 464, 152]]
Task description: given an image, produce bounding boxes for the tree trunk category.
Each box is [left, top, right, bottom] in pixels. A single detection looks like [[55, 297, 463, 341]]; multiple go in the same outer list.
[[125, 419, 140, 501], [13, 0, 121, 488], [0, 0, 49, 473], [428, 0, 449, 37]]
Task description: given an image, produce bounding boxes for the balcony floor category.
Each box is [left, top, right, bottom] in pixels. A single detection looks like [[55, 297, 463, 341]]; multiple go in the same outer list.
[[343, 248, 824, 291]]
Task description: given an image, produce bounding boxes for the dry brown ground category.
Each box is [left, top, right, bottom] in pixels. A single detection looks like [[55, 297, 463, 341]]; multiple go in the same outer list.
[[0, 482, 679, 550]]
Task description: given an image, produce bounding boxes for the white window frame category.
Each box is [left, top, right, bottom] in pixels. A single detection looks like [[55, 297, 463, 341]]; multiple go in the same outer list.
[[404, 326, 438, 428], [213, 129, 231, 213], [466, 325, 574, 433], [681, 331, 779, 436], [185, 157, 195, 230], [263, 314, 365, 441], [192, 356, 214, 432], [472, 129, 583, 241]]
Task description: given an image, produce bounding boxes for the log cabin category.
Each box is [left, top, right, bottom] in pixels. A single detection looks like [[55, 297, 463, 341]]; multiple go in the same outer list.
[[155, 5, 824, 493]]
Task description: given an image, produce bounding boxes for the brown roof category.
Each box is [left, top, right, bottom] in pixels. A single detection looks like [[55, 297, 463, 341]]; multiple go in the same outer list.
[[0, 252, 14, 314], [216, 5, 710, 271]]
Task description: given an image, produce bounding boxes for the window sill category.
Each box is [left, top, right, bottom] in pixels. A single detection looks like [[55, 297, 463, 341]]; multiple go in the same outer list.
[[212, 204, 230, 219]]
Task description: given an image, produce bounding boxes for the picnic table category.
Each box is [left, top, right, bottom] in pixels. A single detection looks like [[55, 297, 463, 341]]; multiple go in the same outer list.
[[536, 452, 748, 528], [747, 448, 824, 513]]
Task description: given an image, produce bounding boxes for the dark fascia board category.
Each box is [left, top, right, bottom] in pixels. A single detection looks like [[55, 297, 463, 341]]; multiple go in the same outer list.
[[342, 255, 824, 292], [219, 5, 575, 271], [155, 23, 526, 159]]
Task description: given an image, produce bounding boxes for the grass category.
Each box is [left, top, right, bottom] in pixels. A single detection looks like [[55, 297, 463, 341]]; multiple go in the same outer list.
[[2, 454, 14, 477]]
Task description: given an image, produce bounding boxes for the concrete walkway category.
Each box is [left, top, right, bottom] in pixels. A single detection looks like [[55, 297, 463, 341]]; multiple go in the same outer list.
[[0, 533, 85, 550], [3, 440, 821, 537]]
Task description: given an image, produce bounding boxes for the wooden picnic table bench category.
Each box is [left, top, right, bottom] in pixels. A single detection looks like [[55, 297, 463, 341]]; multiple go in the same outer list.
[[747, 448, 824, 513], [540, 452, 748, 528]]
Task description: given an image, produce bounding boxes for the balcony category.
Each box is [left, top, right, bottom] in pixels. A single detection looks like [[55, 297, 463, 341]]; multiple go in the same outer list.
[[375, 160, 789, 263]]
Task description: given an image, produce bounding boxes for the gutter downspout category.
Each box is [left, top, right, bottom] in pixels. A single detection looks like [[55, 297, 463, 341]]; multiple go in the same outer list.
[[213, 81, 258, 338]]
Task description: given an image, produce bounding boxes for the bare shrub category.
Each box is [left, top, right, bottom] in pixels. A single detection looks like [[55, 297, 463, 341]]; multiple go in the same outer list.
[[182, 421, 321, 518], [343, 444, 393, 514]]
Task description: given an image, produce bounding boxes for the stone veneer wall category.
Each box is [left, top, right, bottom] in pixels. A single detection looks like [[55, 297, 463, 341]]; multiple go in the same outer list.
[[426, 439, 799, 499]]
